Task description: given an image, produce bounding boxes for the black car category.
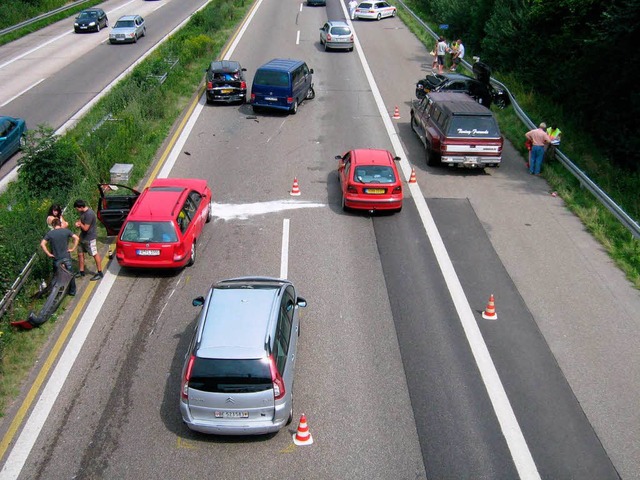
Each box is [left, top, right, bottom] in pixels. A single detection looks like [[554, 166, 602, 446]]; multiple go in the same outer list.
[[415, 63, 510, 109], [74, 8, 109, 33], [307, 0, 327, 5], [205, 60, 247, 104]]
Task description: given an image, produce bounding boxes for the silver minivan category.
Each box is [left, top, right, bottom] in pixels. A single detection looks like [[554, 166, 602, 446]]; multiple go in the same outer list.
[[180, 277, 307, 435]]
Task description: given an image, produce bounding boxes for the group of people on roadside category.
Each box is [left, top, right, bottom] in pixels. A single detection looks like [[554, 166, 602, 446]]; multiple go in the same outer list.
[[41, 200, 104, 298], [525, 123, 562, 175], [431, 37, 465, 74]]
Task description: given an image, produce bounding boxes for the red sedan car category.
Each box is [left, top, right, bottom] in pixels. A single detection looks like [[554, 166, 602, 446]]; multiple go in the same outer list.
[[337, 149, 403, 213], [97, 178, 212, 269]]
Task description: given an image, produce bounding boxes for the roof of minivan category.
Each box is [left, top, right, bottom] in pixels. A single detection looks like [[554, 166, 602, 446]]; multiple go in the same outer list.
[[197, 284, 281, 359], [257, 58, 305, 72], [427, 92, 493, 115]]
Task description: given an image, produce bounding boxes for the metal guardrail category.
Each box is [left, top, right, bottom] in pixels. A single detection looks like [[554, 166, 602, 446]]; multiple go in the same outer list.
[[0, 254, 37, 319], [0, 0, 92, 37], [397, 0, 640, 239]]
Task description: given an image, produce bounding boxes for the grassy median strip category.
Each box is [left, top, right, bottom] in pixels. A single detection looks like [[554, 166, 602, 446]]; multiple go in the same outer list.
[[396, 2, 640, 290], [0, 0, 252, 417]]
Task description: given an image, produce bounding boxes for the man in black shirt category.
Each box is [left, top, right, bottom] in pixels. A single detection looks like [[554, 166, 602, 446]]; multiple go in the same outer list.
[[73, 199, 103, 281], [41, 218, 80, 296]]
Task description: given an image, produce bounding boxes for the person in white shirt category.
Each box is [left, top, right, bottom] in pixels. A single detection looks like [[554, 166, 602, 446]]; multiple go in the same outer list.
[[450, 39, 465, 71], [348, 0, 358, 20]]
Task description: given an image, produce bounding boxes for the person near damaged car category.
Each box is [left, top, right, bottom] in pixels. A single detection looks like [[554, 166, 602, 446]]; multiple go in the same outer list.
[[41, 218, 79, 296], [525, 122, 551, 175], [73, 199, 103, 281]]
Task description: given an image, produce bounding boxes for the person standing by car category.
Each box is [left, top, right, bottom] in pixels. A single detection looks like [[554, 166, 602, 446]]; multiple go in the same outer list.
[[40, 218, 79, 296], [348, 0, 358, 20], [545, 123, 562, 161], [525, 122, 551, 175], [450, 39, 465, 71], [436, 37, 447, 74], [73, 199, 103, 281]]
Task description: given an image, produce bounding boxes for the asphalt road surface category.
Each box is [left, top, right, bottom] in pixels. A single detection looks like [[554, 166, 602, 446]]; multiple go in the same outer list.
[[1, 0, 639, 479]]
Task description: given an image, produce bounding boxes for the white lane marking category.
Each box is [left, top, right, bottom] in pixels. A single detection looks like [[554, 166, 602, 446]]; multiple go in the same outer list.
[[296, 30, 300, 45], [0, 0, 137, 71], [0, 78, 45, 107], [280, 219, 290, 279], [212, 200, 325, 221], [0, 264, 120, 479], [341, 2, 542, 479], [300, 3, 303, 12]]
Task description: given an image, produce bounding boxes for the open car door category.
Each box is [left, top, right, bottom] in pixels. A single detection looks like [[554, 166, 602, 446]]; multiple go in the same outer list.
[[97, 184, 140, 236]]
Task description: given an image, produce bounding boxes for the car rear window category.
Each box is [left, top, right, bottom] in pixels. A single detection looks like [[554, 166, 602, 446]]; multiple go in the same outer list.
[[190, 358, 272, 393], [253, 70, 289, 87], [120, 221, 178, 243], [448, 116, 500, 137], [359, 3, 373, 8], [354, 165, 396, 184], [330, 27, 351, 35]]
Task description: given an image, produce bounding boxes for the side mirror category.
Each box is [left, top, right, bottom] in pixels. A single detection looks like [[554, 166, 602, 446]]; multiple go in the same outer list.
[[335, 155, 343, 160], [309, 68, 314, 74], [393, 156, 401, 161], [192, 296, 204, 307], [241, 68, 247, 71], [297, 297, 307, 308]]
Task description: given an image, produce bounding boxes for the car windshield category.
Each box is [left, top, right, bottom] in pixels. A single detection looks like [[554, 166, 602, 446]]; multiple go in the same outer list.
[[115, 20, 135, 28], [354, 165, 396, 184], [78, 12, 97, 19], [120, 221, 178, 243], [331, 27, 351, 35], [448, 116, 501, 137], [253, 70, 289, 87]]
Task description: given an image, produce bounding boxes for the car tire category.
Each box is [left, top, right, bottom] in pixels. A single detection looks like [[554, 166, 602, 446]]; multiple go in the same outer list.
[[286, 390, 294, 426], [494, 96, 507, 109], [133, 34, 137, 43], [341, 195, 350, 212], [187, 241, 197, 266], [19, 135, 26, 150], [290, 100, 298, 114], [393, 206, 402, 214], [306, 86, 315, 100], [324, 42, 329, 51], [205, 203, 212, 223], [142, 27, 146, 37], [105, 19, 109, 27], [426, 145, 439, 166], [252, 105, 261, 113], [96, 23, 100, 32], [377, 13, 381, 20], [392, 9, 397, 16], [410, 113, 417, 134]]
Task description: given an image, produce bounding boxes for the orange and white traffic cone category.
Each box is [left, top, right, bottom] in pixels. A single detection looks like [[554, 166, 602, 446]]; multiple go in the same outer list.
[[293, 413, 313, 446], [482, 294, 498, 320], [409, 168, 417, 183], [290, 177, 301, 196], [392, 106, 401, 119]]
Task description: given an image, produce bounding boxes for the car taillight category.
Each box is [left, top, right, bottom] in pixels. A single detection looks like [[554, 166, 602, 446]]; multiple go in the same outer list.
[[350, 34, 354, 41], [250, 93, 255, 102], [327, 33, 332, 41], [393, 185, 402, 193], [347, 185, 358, 193], [181, 355, 195, 400], [207, 81, 213, 89], [240, 81, 246, 89], [287, 97, 293, 104], [269, 355, 285, 400]]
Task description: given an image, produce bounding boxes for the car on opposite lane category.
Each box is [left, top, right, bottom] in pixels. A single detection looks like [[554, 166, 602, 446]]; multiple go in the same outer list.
[[0, 116, 27, 165], [74, 8, 108, 33], [337, 149, 403, 213], [109, 15, 146, 44], [354, 1, 397, 20], [319, 21, 354, 51], [96, 178, 212, 269]]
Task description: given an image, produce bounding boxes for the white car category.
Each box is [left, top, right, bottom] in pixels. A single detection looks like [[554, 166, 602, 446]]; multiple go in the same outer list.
[[355, 1, 397, 20], [109, 15, 146, 44]]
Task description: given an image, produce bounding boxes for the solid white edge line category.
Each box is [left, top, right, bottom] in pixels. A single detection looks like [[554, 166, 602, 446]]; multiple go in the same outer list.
[[296, 30, 300, 45], [0, 264, 121, 479], [341, 2, 541, 479], [0, 78, 45, 107], [280, 219, 290, 279]]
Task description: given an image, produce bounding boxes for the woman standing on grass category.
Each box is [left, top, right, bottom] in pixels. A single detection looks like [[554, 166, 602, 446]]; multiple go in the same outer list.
[[46, 204, 69, 230]]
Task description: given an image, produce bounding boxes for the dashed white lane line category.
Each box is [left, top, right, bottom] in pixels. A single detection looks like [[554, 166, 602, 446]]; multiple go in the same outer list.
[[340, 2, 542, 479], [280, 219, 290, 279], [0, 78, 45, 107]]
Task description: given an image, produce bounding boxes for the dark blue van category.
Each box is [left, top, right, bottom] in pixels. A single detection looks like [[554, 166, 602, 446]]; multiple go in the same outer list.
[[250, 59, 315, 114]]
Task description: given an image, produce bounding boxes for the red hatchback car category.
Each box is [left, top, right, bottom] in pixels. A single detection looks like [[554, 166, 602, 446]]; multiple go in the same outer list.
[[97, 178, 212, 269], [337, 149, 403, 213]]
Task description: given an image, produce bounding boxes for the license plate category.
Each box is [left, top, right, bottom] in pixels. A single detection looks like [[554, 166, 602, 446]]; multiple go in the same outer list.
[[265, 97, 277, 101], [215, 411, 249, 418], [221, 89, 233, 94], [465, 157, 479, 162], [365, 188, 385, 194], [136, 249, 160, 256]]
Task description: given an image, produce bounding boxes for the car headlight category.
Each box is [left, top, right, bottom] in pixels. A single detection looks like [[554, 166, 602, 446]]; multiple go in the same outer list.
[[89, 22, 96, 26], [74, 22, 79, 26]]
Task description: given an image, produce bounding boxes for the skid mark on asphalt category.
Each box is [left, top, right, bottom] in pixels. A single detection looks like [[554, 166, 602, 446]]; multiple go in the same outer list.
[[211, 200, 325, 220]]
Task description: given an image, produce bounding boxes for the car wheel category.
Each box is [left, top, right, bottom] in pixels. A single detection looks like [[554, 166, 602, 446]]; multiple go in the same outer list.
[[19, 135, 26, 150], [187, 241, 197, 266], [410, 113, 417, 134], [494, 97, 507, 109], [392, 9, 397, 16], [286, 391, 294, 425], [142, 27, 146, 37], [205, 203, 212, 223], [96, 23, 100, 32], [324, 41, 329, 51], [290, 100, 298, 114], [252, 105, 261, 113], [341, 195, 350, 212], [133, 34, 137, 43], [306, 86, 315, 100], [426, 145, 439, 166], [377, 13, 382, 20], [105, 19, 109, 27], [393, 206, 402, 214]]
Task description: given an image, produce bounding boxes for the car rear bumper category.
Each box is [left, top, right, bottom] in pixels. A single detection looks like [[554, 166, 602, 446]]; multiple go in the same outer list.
[[180, 401, 288, 435], [327, 41, 354, 50], [441, 155, 502, 168], [206, 91, 246, 103], [345, 195, 403, 211], [115, 251, 188, 269]]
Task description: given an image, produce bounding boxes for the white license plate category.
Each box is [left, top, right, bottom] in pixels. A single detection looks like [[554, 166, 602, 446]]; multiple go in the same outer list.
[[136, 249, 160, 256], [465, 157, 479, 162], [265, 97, 277, 101], [215, 411, 249, 418]]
